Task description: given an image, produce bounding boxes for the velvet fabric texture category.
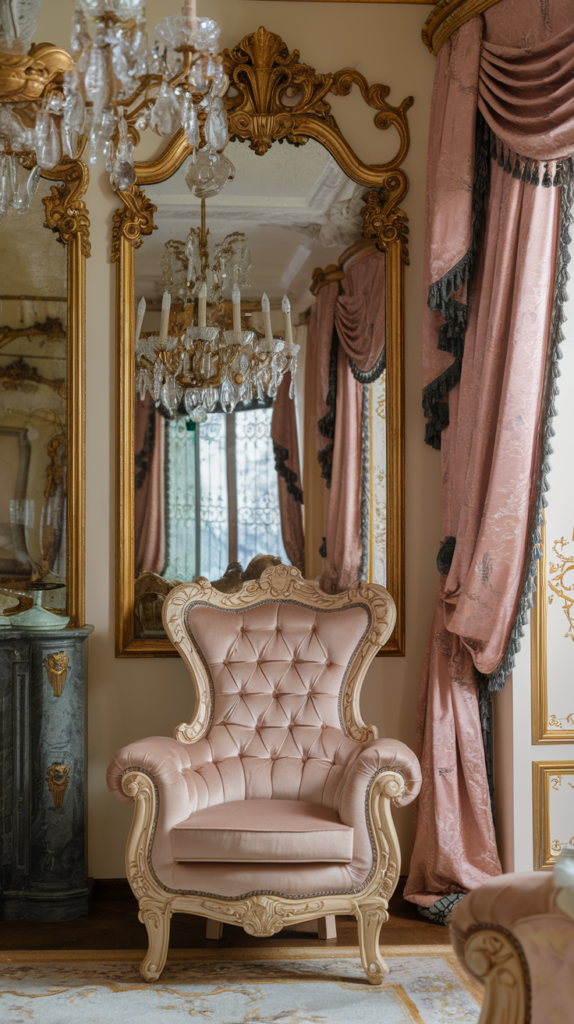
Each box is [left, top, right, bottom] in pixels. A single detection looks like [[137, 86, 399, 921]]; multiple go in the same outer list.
[[107, 598, 422, 899], [450, 872, 574, 1024], [134, 395, 165, 576], [407, 1, 574, 908], [171, 798, 354, 863], [271, 372, 304, 573], [306, 249, 386, 591]]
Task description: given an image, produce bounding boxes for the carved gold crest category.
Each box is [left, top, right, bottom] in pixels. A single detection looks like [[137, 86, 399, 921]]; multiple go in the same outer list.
[[44, 651, 69, 697], [46, 763, 70, 808]]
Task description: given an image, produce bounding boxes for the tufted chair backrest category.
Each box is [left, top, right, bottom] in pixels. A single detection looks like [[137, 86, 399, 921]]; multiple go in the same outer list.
[[163, 566, 396, 806]]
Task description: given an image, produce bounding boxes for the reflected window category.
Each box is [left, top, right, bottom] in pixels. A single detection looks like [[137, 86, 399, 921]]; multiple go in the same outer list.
[[163, 406, 287, 582]]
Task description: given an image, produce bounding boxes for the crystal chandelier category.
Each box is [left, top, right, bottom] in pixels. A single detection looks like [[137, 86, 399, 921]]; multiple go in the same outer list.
[[0, 0, 84, 220], [70, 0, 234, 197], [134, 200, 299, 420]]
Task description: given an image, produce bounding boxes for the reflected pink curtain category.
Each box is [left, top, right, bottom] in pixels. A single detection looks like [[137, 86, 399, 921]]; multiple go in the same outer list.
[[306, 250, 386, 591], [407, 1, 574, 908], [271, 373, 304, 572], [134, 395, 166, 576]]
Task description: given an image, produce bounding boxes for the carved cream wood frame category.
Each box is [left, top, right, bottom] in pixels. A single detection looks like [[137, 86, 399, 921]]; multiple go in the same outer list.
[[0, 43, 89, 626], [463, 926, 529, 1024], [122, 564, 403, 983], [115, 26, 408, 657]]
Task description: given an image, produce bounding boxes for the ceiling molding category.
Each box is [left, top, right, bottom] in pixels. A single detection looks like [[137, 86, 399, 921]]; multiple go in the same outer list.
[[422, 0, 503, 55]]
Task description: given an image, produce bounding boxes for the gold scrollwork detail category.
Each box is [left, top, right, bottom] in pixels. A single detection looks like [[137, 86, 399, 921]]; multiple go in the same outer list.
[[44, 651, 69, 697], [222, 27, 411, 170], [0, 356, 65, 397], [46, 762, 70, 808], [548, 533, 574, 640], [42, 154, 91, 257], [111, 184, 157, 263], [0, 43, 74, 103], [362, 186, 409, 264]]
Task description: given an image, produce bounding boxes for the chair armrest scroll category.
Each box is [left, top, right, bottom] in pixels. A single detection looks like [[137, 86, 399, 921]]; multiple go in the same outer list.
[[337, 739, 421, 824], [107, 736, 202, 805]]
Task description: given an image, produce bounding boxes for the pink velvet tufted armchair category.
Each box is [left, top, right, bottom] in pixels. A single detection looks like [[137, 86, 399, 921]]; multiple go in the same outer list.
[[107, 565, 421, 983]]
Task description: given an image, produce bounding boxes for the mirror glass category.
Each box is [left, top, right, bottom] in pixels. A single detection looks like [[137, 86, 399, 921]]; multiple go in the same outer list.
[[0, 178, 68, 620], [133, 139, 386, 639]]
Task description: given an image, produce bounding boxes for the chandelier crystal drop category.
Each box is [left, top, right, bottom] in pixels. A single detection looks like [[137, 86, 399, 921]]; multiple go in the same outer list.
[[70, 0, 234, 197], [135, 202, 299, 419]]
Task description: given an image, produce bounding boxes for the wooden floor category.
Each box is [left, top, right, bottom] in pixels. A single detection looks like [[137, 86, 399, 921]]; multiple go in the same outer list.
[[0, 877, 449, 951]]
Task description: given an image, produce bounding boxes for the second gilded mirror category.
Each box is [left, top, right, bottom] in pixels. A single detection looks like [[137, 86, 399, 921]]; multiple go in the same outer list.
[[116, 28, 407, 656]]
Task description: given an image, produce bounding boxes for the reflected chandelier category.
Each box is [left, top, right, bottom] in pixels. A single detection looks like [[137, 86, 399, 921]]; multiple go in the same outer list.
[[134, 200, 299, 420]]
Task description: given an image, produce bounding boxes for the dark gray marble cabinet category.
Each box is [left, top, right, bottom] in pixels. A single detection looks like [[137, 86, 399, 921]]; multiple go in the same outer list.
[[0, 625, 93, 921]]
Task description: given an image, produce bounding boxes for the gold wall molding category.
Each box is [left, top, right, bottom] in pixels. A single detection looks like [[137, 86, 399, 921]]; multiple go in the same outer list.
[[422, 0, 503, 55], [44, 651, 70, 697], [531, 523, 574, 744], [533, 760, 574, 870], [46, 762, 70, 808], [116, 26, 409, 658]]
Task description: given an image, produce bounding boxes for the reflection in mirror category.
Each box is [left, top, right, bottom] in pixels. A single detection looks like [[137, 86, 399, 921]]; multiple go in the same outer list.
[[133, 139, 386, 639], [0, 177, 69, 626]]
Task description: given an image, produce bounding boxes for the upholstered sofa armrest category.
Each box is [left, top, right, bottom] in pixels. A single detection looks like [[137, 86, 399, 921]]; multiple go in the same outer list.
[[337, 739, 421, 825], [107, 736, 204, 806]]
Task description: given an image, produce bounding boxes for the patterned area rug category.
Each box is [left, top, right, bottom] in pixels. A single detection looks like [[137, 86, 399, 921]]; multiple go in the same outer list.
[[0, 952, 481, 1023]]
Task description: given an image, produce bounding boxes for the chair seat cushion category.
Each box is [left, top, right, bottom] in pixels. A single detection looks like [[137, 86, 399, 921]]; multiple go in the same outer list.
[[170, 798, 354, 863]]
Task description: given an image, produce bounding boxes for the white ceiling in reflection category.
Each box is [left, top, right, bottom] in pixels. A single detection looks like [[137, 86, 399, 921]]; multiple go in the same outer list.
[[137, 140, 366, 313]]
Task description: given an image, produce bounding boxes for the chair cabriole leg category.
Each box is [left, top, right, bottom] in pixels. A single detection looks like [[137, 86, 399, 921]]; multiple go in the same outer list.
[[355, 901, 389, 985], [139, 901, 172, 982]]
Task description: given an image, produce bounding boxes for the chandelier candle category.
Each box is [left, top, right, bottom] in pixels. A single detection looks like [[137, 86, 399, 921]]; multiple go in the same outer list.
[[282, 295, 294, 348], [160, 291, 171, 343], [262, 293, 274, 345], [135, 296, 147, 346], [232, 284, 242, 334], [198, 281, 207, 328]]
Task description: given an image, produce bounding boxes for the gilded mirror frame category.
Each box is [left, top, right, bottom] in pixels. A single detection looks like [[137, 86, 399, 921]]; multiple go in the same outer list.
[[114, 26, 408, 657], [0, 43, 89, 626]]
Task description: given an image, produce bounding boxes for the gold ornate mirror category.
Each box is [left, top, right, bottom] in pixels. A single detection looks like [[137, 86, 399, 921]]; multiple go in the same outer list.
[[0, 46, 89, 627], [115, 27, 407, 657]]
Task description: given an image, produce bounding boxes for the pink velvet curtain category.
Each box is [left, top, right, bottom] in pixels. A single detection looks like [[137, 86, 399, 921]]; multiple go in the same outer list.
[[271, 373, 305, 573], [306, 250, 386, 591], [134, 395, 166, 576], [407, 0, 574, 908]]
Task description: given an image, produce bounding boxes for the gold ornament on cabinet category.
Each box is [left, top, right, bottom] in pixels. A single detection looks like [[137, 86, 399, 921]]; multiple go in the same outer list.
[[46, 763, 70, 808], [44, 652, 69, 697]]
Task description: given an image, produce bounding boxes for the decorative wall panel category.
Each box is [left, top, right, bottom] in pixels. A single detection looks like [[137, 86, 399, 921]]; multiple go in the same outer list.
[[533, 761, 574, 870]]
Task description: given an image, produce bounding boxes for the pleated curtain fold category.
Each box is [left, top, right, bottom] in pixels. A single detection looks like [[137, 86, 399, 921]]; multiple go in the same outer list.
[[406, 0, 574, 910]]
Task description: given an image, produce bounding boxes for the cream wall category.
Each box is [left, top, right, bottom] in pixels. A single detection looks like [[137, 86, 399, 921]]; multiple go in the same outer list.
[[36, 0, 438, 877]]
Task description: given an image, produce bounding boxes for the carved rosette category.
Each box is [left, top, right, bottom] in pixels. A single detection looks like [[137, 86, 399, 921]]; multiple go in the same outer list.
[[46, 762, 70, 808], [44, 651, 69, 697], [112, 185, 157, 263]]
